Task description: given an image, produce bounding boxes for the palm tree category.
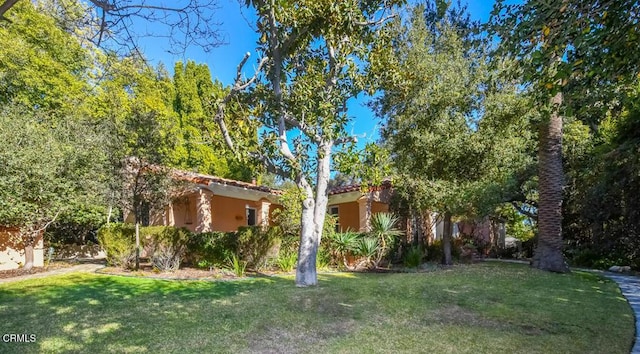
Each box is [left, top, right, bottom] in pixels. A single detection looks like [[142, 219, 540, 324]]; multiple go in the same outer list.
[[531, 90, 569, 273]]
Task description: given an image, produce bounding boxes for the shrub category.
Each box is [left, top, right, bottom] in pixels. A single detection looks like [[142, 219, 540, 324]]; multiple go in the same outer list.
[[276, 252, 297, 272], [426, 239, 462, 263], [236, 226, 281, 270], [146, 227, 191, 272], [97, 223, 136, 268], [355, 237, 380, 269], [404, 246, 423, 268], [187, 231, 237, 267], [227, 254, 247, 277], [98, 223, 191, 271], [328, 231, 361, 267]]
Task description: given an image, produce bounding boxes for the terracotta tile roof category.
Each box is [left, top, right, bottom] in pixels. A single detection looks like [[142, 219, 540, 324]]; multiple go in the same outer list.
[[172, 170, 284, 195], [328, 180, 392, 195]]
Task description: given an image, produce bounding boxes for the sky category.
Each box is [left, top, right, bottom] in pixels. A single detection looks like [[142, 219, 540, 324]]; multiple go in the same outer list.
[[137, 0, 501, 149]]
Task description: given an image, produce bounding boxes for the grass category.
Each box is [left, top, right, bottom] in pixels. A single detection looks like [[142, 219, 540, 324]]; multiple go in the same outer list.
[[0, 262, 634, 353]]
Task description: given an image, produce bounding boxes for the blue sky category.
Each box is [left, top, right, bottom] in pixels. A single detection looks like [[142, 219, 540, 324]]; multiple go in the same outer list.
[[138, 0, 501, 148]]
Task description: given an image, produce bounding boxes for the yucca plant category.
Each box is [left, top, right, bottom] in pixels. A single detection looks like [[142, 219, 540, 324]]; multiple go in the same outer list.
[[370, 212, 403, 267], [331, 231, 360, 269], [355, 237, 380, 269]]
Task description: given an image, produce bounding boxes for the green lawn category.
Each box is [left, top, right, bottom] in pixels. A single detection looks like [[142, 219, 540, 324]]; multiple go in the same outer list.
[[0, 263, 634, 353]]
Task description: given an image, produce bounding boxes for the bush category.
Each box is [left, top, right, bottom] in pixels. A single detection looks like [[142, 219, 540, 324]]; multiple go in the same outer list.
[[187, 231, 237, 267], [425, 239, 462, 263], [98, 223, 191, 271], [227, 254, 247, 277], [276, 252, 297, 272], [236, 226, 281, 270], [404, 246, 423, 268], [146, 227, 191, 272], [97, 223, 136, 268]]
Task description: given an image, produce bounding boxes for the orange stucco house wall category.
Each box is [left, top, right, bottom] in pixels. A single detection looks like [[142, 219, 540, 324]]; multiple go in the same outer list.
[[328, 182, 393, 232], [132, 171, 283, 233], [129, 170, 395, 235]]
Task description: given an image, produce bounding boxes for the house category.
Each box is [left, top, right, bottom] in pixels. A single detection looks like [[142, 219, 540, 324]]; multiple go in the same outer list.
[[0, 227, 44, 271], [137, 172, 395, 234], [327, 181, 393, 232], [127, 171, 284, 233]]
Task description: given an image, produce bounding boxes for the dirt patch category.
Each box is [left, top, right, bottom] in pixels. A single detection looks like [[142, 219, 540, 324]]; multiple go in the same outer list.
[[430, 306, 505, 329], [246, 320, 356, 353], [0, 261, 78, 279]]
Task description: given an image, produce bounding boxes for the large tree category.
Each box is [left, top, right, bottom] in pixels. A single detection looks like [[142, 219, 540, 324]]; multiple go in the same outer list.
[[490, 0, 640, 272], [0, 0, 224, 54], [172, 61, 255, 181], [0, 106, 110, 269], [214, 0, 404, 286], [374, 3, 484, 265], [374, 2, 536, 264], [0, 1, 90, 114]]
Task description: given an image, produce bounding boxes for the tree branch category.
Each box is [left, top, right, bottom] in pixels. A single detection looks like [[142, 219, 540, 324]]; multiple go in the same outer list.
[[335, 136, 358, 146], [214, 52, 267, 156], [511, 201, 537, 220], [355, 13, 396, 27], [0, 0, 19, 21], [284, 113, 322, 144]]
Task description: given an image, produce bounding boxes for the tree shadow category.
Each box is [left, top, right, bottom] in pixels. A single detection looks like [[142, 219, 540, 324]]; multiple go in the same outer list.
[[0, 273, 293, 353]]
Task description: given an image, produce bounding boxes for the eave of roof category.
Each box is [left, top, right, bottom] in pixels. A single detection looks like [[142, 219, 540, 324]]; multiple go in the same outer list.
[[328, 180, 392, 195], [172, 170, 284, 195]]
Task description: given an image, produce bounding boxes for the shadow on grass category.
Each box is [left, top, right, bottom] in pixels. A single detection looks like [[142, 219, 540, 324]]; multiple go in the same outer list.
[[0, 273, 294, 353], [0, 264, 634, 354]]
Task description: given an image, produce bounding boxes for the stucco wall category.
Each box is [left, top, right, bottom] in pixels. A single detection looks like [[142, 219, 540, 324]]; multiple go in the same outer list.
[[330, 200, 391, 233], [371, 201, 389, 214], [333, 201, 360, 232], [0, 228, 44, 270], [165, 192, 281, 233], [171, 195, 199, 233], [211, 195, 261, 232]]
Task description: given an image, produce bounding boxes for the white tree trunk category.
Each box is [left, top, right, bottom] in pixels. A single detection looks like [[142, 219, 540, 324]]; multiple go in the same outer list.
[[296, 184, 318, 287], [295, 145, 332, 287]]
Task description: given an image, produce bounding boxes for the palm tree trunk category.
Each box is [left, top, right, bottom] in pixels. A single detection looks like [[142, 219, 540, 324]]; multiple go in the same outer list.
[[532, 90, 569, 273]]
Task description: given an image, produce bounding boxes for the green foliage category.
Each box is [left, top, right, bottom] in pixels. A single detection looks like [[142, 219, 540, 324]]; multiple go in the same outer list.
[[187, 231, 237, 268], [46, 204, 110, 246], [226, 254, 247, 277], [97, 223, 136, 268], [236, 226, 282, 271], [147, 227, 191, 272], [271, 186, 337, 240], [370, 212, 403, 266], [171, 61, 255, 181], [0, 1, 90, 114], [330, 231, 360, 256], [276, 252, 297, 272], [0, 105, 110, 252], [403, 246, 424, 268], [98, 223, 191, 271], [355, 237, 380, 268]]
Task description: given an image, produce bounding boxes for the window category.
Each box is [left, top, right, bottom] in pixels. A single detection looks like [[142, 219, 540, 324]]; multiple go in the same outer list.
[[246, 208, 257, 226], [329, 206, 340, 232]]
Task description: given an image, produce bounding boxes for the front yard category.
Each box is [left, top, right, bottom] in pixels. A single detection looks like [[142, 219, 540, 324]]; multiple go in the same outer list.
[[0, 263, 634, 353]]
